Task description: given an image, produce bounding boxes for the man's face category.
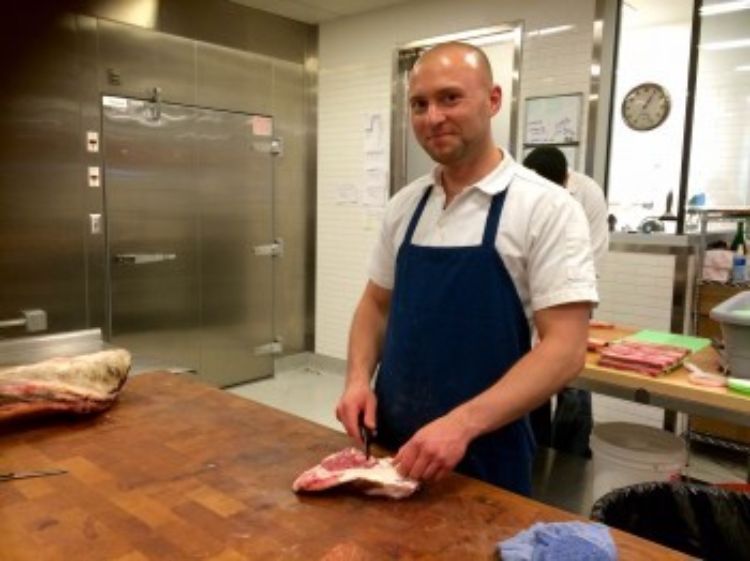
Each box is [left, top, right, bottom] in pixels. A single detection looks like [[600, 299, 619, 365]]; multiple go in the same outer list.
[[408, 49, 501, 166]]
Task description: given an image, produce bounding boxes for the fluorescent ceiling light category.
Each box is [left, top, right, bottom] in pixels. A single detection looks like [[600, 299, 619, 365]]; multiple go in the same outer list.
[[700, 38, 750, 50], [737, 64, 750, 71], [701, 1, 750, 16], [403, 26, 517, 48], [468, 32, 518, 46], [526, 24, 575, 38]]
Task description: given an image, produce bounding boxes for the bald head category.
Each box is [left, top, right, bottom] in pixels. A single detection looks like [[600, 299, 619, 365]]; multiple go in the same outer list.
[[407, 41, 502, 170], [411, 42, 494, 88]]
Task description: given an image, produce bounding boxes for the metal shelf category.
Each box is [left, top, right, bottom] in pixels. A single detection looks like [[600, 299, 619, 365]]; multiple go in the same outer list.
[[689, 208, 749, 334]]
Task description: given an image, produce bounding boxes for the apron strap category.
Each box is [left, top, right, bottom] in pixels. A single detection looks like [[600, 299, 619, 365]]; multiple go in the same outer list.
[[481, 189, 508, 248], [403, 185, 433, 245]]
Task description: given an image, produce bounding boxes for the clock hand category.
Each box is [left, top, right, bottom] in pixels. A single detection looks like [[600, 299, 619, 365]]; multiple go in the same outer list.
[[641, 90, 656, 114]]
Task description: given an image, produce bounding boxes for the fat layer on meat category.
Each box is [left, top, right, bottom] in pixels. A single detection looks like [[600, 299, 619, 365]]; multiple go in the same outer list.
[[0, 349, 131, 421], [293, 447, 420, 499]]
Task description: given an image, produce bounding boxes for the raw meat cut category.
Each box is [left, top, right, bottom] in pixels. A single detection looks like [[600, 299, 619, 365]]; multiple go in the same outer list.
[[587, 337, 609, 352], [0, 349, 131, 422], [293, 447, 419, 499], [598, 341, 689, 376]]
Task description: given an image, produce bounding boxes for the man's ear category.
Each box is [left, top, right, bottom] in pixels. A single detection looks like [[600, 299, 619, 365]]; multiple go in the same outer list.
[[489, 85, 502, 116]]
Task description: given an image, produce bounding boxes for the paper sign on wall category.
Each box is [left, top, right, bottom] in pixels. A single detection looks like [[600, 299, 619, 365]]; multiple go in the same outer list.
[[335, 183, 359, 206], [363, 112, 389, 208], [362, 168, 388, 207]]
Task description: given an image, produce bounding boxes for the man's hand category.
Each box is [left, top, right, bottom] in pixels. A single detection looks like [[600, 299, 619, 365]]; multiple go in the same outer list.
[[393, 413, 474, 482], [336, 381, 377, 444]]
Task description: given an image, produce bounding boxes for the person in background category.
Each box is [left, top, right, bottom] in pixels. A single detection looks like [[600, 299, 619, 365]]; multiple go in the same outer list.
[[522, 146, 609, 271], [335, 42, 598, 495], [522, 145, 608, 457]]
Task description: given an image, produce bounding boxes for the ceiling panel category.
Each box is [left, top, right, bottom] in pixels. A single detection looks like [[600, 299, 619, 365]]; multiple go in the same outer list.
[[228, 0, 417, 24]]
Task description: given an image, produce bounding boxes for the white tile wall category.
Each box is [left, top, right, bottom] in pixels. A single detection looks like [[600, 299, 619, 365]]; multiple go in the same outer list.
[[317, 0, 598, 358], [594, 251, 676, 331]]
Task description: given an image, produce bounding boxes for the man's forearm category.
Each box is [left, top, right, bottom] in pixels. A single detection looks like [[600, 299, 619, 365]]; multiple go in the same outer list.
[[451, 305, 589, 440], [345, 283, 391, 387]]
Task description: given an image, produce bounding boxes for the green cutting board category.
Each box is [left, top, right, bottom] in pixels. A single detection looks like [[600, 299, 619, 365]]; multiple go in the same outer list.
[[624, 330, 711, 353]]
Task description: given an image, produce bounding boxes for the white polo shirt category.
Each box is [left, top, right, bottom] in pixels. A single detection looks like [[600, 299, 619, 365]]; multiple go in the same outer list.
[[567, 170, 609, 275], [368, 149, 598, 327]]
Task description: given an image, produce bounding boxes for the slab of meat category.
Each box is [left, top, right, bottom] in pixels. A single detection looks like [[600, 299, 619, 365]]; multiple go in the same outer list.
[[598, 341, 689, 376], [292, 447, 419, 499], [589, 319, 615, 329], [0, 349, 131, 422], [588, 337, 609, 352]]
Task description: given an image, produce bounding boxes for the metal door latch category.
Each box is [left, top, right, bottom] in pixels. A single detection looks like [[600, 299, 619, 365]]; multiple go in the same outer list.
[[253, 239, 283, 257], [0, 309, 47, 332], [254, 339, 283, 356], [271, 138, 283, 156], [113, 253, 177, 265]]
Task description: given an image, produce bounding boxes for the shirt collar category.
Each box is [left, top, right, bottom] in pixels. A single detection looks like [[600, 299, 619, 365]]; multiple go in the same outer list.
[[431, 147, 517, 196]]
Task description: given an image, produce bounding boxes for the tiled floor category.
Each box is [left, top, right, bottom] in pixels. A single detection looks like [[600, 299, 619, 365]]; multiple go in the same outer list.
[[229, 363, 747, 513], [229, 366, 345, 432]]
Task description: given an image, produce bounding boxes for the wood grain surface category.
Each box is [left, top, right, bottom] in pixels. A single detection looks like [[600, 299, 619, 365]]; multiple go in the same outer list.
[[0, 372, 690, 560]]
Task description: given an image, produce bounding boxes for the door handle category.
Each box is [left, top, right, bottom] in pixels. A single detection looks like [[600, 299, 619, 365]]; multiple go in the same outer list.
[[113, 253, 177, 265], [0, 309, 47, 332]]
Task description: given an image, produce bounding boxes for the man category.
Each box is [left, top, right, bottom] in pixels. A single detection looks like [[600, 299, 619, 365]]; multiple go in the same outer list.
[[335, 42, 598, 495], [523, 146, 609, 457], [522, 146, 609, 272]]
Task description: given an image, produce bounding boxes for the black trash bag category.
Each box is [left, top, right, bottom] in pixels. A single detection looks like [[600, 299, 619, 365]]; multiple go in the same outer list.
[[590, 481, 750, 561]]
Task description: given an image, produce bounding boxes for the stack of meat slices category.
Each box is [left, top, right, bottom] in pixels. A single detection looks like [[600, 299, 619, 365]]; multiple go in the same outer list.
[[598, 340, 689, 377]]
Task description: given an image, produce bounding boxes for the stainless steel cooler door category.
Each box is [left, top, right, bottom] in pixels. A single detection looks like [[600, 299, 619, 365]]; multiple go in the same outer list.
[[195, 109, 274, 386], [103, 97, 274, 386]]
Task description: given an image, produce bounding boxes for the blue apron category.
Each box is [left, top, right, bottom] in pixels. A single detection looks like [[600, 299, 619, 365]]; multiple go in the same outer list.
[[375, 185, 535, 495]]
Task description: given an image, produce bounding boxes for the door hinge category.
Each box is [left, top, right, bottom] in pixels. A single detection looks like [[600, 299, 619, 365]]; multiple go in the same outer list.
[[271, 137, 283, 156], [254, 339, 283, 356], [253, 238, 283, 257]]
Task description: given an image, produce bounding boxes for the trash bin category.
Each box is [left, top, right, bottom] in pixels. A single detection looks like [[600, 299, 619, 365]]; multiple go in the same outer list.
[[590, 481, 750, 561], [589, 422, 686, 503]]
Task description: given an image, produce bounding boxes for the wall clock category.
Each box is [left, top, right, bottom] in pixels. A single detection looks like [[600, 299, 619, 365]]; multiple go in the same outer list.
[[621, 82, 671, 131]]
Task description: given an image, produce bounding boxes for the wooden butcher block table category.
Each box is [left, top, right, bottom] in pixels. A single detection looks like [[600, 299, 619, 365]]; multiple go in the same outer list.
[[0, 372, 689, 561]]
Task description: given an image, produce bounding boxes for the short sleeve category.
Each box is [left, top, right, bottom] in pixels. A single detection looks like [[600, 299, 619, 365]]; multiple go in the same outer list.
[[527, 192, 599, 311]]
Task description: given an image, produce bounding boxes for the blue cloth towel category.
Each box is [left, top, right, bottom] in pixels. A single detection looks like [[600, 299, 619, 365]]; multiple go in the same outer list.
[[498, 521, 617, 561]]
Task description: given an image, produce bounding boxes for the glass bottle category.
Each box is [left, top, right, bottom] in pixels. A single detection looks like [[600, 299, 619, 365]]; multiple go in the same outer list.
[[730, 220, 747, 254]]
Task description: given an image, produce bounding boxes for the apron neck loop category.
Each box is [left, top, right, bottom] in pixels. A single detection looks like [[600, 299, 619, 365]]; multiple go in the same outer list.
[[404, 185, 433, 245], [481, 190, 507, 248]]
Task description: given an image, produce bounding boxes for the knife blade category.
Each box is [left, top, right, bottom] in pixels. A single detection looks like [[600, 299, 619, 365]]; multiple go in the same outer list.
[[358, 412, 373, 460], [0, 468, 67, 482]]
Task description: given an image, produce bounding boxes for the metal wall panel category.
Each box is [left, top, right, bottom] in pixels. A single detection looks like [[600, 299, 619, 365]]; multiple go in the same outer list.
[[77, 13, 108, 333], [0, 13, 87, 337], [195, 43, 272, 115], [97, 19, 196, 105]]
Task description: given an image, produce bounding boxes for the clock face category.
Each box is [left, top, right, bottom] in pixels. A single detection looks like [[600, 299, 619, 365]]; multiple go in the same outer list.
[[621, 82, 671, 131]]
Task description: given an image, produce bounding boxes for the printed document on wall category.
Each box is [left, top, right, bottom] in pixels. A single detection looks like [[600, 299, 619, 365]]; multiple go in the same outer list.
[[363, 112, 389, 208]]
